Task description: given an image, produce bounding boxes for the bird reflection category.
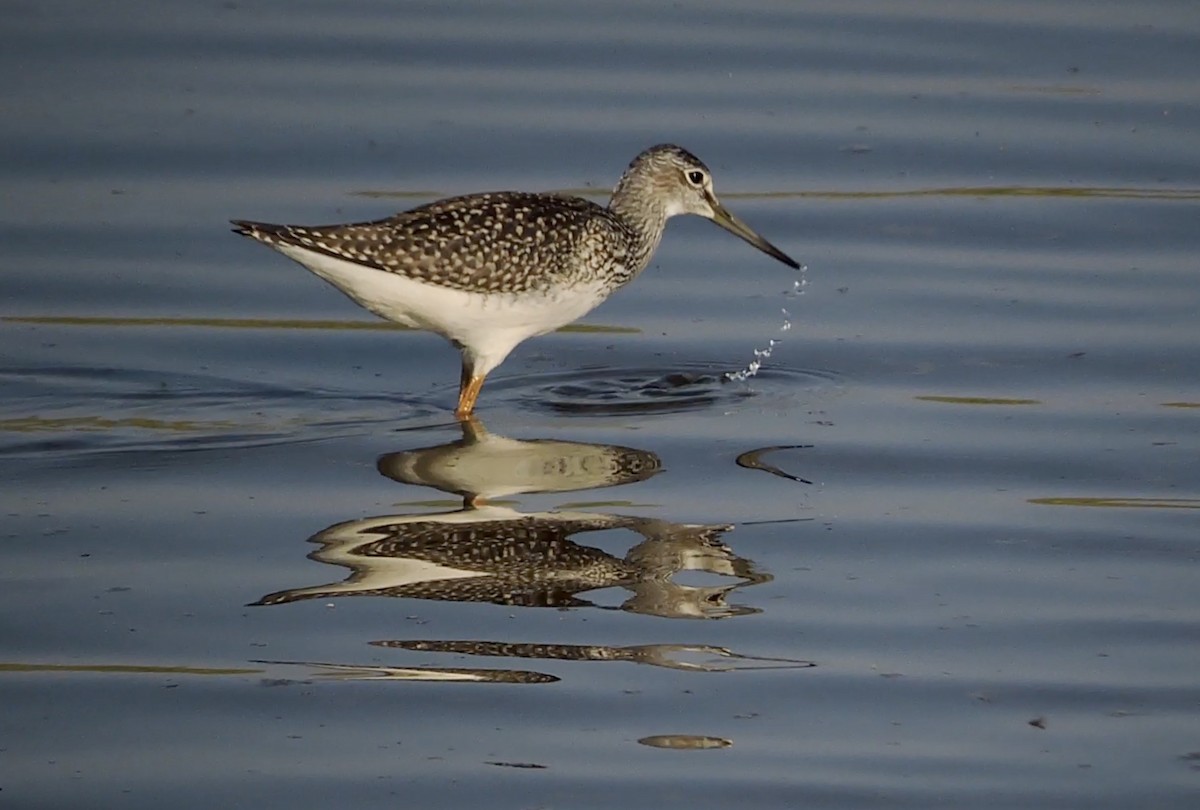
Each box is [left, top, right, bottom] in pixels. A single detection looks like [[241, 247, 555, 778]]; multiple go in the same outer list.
[[253, 505, 766, 618], [253, 419, 770, 619], [371, 640, 813, 672], [251, 641, 811, 684], [252, 658, 559, 684], [376, 417, 661, 505]]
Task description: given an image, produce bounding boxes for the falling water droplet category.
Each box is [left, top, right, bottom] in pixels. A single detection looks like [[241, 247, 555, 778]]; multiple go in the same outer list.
[[725, 263, 809, 383]]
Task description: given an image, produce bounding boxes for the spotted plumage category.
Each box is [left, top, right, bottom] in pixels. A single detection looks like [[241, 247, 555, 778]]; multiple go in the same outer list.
[[232, 144, 799, 418], [235, 193, 633, 295]]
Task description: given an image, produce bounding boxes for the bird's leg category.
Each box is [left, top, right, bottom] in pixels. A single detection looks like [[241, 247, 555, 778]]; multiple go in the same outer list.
[[456, 376, 485, 419], [455, 360, 486, 419]]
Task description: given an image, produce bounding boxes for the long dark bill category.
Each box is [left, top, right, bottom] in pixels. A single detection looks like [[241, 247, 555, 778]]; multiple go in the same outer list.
[[708, 201, 800, 269]]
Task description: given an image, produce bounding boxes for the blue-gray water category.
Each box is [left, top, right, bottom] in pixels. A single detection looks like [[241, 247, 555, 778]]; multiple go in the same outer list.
[[2, 2, 1198, 808]]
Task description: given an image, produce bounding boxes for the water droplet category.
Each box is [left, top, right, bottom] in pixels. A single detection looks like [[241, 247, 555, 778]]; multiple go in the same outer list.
[[726, 268, 811, 382]]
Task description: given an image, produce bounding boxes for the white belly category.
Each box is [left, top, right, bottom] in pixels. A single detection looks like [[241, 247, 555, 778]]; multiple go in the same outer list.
[[276, 243, 612, 375]]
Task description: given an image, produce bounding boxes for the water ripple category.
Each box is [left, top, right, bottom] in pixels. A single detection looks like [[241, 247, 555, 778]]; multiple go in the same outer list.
[[484, 363, 839, 417]]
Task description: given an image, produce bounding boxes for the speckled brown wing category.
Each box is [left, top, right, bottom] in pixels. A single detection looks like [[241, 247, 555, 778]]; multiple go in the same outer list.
[[234, 192, 631, 295]]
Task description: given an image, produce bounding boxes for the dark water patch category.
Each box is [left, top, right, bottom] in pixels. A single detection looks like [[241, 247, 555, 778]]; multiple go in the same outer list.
[[0, 364, 438, 457], [483, 364, 839, 417]]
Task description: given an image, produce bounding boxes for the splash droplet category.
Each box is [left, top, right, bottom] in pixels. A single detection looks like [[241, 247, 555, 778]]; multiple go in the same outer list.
[[725, 268, 808, 382]]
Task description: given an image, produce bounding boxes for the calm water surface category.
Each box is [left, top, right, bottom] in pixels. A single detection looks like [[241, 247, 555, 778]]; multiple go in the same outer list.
[[2, 1, 1198, 808]]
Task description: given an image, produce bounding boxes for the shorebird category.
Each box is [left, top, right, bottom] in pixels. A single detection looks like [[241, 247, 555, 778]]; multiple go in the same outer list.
[[232, 144, 798, 418]]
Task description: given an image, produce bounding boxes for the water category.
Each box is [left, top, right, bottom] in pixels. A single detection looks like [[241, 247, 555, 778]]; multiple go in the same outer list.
[[2, 1, 1198, 808]]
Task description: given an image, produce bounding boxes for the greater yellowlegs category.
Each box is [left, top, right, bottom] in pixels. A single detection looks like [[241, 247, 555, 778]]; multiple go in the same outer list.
[[232, 144, 799, 418]]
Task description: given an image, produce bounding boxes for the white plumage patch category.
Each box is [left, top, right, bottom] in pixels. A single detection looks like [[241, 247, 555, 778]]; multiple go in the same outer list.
[[273, 242, 609, 378]]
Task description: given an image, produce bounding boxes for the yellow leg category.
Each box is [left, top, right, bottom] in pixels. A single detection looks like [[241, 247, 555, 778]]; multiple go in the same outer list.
[[455, 366, 486, 420]]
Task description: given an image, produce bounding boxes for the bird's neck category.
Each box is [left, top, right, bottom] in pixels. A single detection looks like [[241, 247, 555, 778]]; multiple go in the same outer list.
[[608, 177, 669, 275]]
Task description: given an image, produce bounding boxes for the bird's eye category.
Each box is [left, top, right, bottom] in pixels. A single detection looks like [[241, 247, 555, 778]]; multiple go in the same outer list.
[[686, 170, 706, 186]]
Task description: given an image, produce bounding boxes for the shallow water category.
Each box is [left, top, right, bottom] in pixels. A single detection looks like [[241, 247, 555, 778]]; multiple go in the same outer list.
[[2, 1, 1198, 808]]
